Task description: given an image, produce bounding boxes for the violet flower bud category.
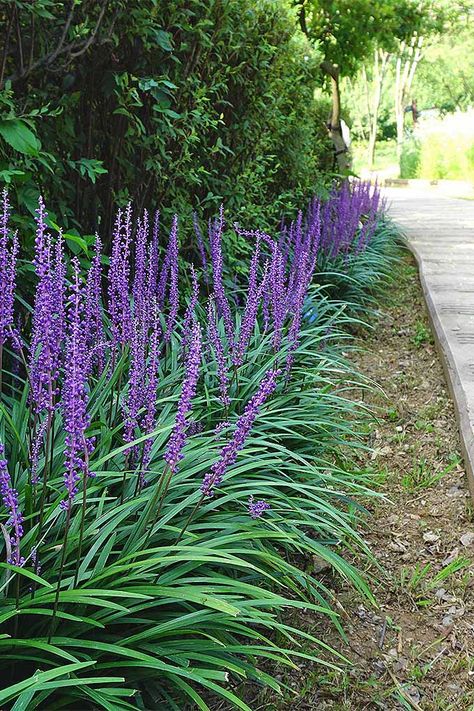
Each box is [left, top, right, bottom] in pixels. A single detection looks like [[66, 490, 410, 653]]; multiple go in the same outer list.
[[201, 368, 280, 497], [164, 320, 202, 475], [248, 495, 270, 519]]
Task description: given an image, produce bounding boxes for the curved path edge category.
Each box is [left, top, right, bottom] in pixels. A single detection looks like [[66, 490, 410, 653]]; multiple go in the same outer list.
[[385, 188, 474, 501]]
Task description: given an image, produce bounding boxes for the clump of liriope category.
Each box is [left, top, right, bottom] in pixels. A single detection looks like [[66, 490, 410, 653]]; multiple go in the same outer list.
[[0, 183, 391, 710]]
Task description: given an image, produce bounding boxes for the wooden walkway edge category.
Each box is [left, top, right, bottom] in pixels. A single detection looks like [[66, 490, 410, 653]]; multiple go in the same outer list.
[[386, 188, 474, 502]]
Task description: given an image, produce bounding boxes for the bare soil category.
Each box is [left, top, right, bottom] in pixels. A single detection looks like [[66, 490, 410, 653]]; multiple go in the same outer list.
[[275, 255, 474, 710]]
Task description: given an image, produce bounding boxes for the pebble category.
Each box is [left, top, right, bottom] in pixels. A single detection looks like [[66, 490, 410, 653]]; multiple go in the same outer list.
[[460, 532, 474, 547]]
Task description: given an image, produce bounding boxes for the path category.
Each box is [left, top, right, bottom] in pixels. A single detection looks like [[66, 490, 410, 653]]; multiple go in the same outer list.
[[386, 188, 474, 502]]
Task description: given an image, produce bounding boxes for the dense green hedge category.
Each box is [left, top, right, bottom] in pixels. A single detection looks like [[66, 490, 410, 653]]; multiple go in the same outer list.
[[0, 0, 333, 246]]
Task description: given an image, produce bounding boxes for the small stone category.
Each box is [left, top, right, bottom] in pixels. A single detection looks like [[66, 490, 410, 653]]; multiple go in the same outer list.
[[443, 547, 459, 566], [393, 657, 409, 672], [460, 532, 474, 547], [405, 686, 421, 705], [423, 531, 440, 543]]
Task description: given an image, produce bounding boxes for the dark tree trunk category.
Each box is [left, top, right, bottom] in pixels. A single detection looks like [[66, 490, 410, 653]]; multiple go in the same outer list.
[[321, 60, 351, 173]]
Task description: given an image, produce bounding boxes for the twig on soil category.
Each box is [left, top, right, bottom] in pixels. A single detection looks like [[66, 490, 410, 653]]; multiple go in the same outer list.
[[378, 617, 387, 649], [386, 668, 424, 711]]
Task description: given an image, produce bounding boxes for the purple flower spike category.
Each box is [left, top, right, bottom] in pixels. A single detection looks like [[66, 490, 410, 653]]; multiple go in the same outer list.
[[210, 206, 234, 347], [133, 209, 149, 319], [0, 190, 18, 348], [207, 299, 230, 408], [108, 205, 133, 347], [164, 215, 180, 342], [29, 198, 64, 414], [233, 237, 262, 368], [201, 368, 280, 497], [61, 258, 93, 511], [164, 319, 202, 475], [0, 443, 24, 566], [140, 308, 161, 479], [31, 419, 48, 485], [181, 265, 199, 356], [248, 495, 270, 519], [123, 316, 148, 457]]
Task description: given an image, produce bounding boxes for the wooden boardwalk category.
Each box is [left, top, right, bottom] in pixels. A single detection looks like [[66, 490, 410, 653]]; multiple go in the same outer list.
[[386, 188, 474, 499]]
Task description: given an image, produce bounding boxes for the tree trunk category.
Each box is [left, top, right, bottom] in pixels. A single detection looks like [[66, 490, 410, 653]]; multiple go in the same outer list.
[[394, 35, 423, 162], [321, 60, 351, 173], [367, 49, 390, 169]]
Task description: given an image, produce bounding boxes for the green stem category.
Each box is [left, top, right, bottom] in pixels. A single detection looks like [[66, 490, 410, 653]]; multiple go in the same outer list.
[[107, 348, 117, 423], [48, 506, 72, 643], [175, 494, 204, 545], [120, 450, 131, 504], [74, 443, 90, 587], [37, 399, 54, 541], [140, 464, 171, 548]]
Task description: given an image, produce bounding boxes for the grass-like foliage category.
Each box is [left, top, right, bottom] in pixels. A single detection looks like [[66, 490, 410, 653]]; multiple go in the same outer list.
[[0, 181, 396, 709]]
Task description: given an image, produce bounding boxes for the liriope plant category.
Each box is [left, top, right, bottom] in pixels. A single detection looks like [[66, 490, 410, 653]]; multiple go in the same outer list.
[[0, 182, 394, 709]]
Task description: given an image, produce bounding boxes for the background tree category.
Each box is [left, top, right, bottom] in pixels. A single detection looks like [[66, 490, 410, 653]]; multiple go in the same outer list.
[[297, 0, 429, 172], [394, 33, 424, 161], [363, 48, 391, 169]]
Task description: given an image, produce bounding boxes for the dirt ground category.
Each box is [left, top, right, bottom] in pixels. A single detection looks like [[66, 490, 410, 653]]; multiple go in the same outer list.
[[275, 254, 474, 710]]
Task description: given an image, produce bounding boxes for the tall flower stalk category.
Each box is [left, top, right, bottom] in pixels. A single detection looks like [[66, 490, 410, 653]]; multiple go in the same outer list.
[[61, 258, 93, 511], [207, 299, 230, 410], [0, 189, 18, 394], [0, 443, 24, 567], [147, 319, 202, 530], [201, 368, 280, 497]]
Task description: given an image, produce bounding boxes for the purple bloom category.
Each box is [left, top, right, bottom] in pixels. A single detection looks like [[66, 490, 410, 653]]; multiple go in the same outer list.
[[164, 319, 202, 475], [207, 299, 230, 408], [270, 247, 287, 352], [29, 198, 64, 413], [61, 258, 93, 510], [201, 368, 280, 497], [210, 207, 234, 347], [0, 190, 18, 348], [181, 265, 199, 356], [0, 443, 24, 566], [123, 316, 148, 456], [108, 204, 133, 347], [214, 420, 231, 439], [164, 215, 179, 342], [133, 210, 149, 319], [317, 180, 381, 260], [248, 495, 270, 519], [52, 230, 66, 348], [140, 308, 161, 481], [187, 420, 204, 436], [31, 419, 48, 485], [233, 237, 263, 367], [285, 260, 311, 377]]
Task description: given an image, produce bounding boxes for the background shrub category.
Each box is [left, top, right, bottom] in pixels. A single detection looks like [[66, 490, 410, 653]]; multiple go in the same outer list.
[[400, 110, 474, 182], [0, 0, 333, 246]]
